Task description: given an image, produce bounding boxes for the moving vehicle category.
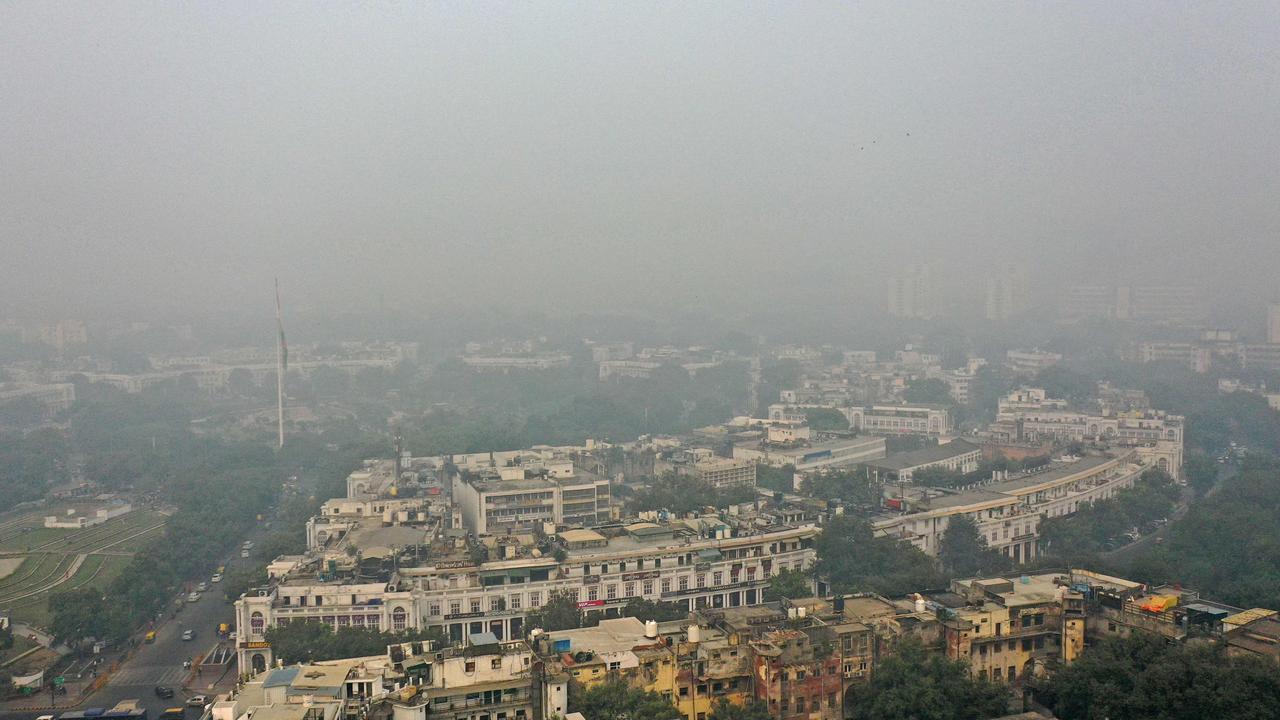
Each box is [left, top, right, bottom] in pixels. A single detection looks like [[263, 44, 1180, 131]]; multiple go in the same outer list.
[[187, 592, 200, 603], [196, 582, 207, 592], [154, 686, 175, 698], [210, 573, 222, 583], [240, 550, 250, 558], [186, 696, 208, 707], [181, 629, 195, 641], [144, 631, 157, 643]]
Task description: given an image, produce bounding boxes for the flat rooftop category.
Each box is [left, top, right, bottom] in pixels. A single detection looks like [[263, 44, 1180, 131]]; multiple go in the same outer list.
[[544, 618, 657, 656], [863, 440, 979, 471], [986, 455, 1123, 493]]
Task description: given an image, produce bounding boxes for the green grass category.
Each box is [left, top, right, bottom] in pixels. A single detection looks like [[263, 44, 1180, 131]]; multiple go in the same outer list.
[[0, 526, 74, 552], [5, 554, 132, 629]]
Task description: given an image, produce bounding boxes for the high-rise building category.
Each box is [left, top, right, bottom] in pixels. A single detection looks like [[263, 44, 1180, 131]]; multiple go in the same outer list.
[[984, 263, 1029, 320], [1267, 303, 1280, 345], [887, 263, 935, 319]]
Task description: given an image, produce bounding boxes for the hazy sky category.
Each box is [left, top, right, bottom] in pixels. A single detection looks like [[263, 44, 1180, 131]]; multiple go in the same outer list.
[[3, 2, 1278, 319]]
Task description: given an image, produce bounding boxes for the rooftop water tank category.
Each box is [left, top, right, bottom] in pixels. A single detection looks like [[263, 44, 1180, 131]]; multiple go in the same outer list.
[[645, 620, 659, 639]]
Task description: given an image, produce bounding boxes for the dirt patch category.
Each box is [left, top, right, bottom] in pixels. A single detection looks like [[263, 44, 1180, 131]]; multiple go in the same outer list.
[[0, 556, 23, 580]]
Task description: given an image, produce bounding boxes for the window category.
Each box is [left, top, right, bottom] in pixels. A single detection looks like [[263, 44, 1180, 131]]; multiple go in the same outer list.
[[625, 582, 635, 597], [643, 580, 654, 595], [465, 662, 476, 672], [490, 597, 502, 612], [712, 571, 722, 586], [429, 603, 441, 617], [587, 587, 598, 601], [367, 615, 380, 630], [530, 592, 542, 608], [696, 574, 705, 589], [250, 611, 265, 634], [492, 658, 502, 670], [606, 584, 617, 600], [679, 576, 689, 591], [1008, 666, 1016, 680], [510, 594, 521, 610], [392, 607, 407, 631], [450, 601, 462, 616], [661, 579, 672, 593], [471, 599, 482, 614], [795, 697, 805, 713]]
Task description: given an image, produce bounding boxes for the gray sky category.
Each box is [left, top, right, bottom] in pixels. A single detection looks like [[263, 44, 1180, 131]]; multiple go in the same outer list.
[[3, 2, 1278, 319]]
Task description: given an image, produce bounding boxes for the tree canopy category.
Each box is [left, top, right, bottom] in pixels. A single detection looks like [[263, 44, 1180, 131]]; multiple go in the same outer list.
[[845, 637, 1010, 720], [939, 515, 1011, 578], [525, 590, 585, 632], [814, 515, 943, 596], [569, 679, 682, 720], [708, 699, 773, 720], [763, 568, 813, 601], [1042, 633, 1280, 720]]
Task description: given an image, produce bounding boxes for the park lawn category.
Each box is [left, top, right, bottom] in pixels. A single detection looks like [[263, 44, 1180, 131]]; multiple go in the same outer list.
[[0, 526, 75, 552], [6, 554, 131, 629]]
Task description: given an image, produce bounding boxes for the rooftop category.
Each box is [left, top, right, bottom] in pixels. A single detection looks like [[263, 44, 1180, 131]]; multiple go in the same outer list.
[[862, 439, 980, 471]]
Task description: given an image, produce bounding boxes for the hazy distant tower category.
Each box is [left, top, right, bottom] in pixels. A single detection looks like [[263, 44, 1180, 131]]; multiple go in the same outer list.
[[887, 263, 935, 319], [1268, 303, 1280, 344]]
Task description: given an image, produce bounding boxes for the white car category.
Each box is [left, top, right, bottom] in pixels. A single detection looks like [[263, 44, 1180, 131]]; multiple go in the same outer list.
[[181, 629, 195, 641], [196, 582, 208, 592], [187, 592, 200, 603], [210, 573, 223, 583], [240, 550, 250, 558]]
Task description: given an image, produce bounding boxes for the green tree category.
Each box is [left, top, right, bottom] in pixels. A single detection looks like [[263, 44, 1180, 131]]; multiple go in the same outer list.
[[903, 378, 955, 405], [621, 598, 688, 623], [525, 590, 585, 632], [939, 515, 1010, 577], [803, 407, 849, 432], [1181, 452, 1218, 497], [708, 699, 773, 720], [756, 463, 795, 493], [266, 623, 447, 664], [815, 515, 943, 597], [1043, 633, 1280, 720], [763, 568, 812, 601], [569, 678, 681, 720], [845, 637, 1010, 720]]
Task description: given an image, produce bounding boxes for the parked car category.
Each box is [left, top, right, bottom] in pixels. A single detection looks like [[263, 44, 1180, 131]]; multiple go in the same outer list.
[[240, 550, 250, 558], [196, 582, 208, 592], [187, 592, 201, 603], [210, 573, 223, 583], [155, 686, 175, 698], [181, 629, 195, 641], [187, 695, 208, 707]]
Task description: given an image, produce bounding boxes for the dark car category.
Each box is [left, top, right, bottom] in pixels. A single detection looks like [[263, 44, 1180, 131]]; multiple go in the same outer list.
[[155, 685, 175, 698]]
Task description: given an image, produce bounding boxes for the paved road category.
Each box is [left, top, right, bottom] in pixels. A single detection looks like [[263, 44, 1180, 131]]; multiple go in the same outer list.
[[0, 529, 273, 720], [1105, 464, 1235, 563]]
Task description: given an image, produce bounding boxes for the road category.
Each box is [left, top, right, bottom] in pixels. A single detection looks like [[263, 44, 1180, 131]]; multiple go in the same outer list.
[[1105, 464, 1235, 563], [1, 530, 271, 720]]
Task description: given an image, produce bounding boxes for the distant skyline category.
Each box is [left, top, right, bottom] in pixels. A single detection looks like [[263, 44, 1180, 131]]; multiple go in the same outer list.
[[3, 3, 1278, 318]]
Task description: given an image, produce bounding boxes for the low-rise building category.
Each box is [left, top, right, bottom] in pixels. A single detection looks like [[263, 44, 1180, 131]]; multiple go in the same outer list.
[[847, 403, 952, 437], [874, 451, 1146, 563], [452, 460, 611, 535], [861, 440, 982, 484], [0, 382, 76, 419], [935, 573, 1087, 684]]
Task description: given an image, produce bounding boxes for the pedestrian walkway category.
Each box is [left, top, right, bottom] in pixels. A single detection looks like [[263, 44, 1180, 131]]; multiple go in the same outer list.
[[104, 664, 190, 687]]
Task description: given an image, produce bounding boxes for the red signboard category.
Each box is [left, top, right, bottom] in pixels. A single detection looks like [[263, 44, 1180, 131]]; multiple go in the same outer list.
[[576, 600, 606, 609]]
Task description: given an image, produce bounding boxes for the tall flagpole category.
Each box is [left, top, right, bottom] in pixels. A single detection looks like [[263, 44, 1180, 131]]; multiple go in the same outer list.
[[275, 278, 285, 449]]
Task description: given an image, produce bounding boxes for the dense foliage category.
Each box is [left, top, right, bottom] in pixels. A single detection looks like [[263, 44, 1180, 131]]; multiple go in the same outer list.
[[0, 428, 68, 504], [265, 622, 445, 664], [939, 515, 1011, 578], [569, 678, 682, 720], [815, 515, 943, 596], [1125, 456, 1280, 609], [708, 699, 773, 720], [1042, 633, 1280, 720], [763, 568, 813, 601], [844, 637, 1010, 720], [627, 472, 757, 515], [1038, 469, 1179, 560]]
